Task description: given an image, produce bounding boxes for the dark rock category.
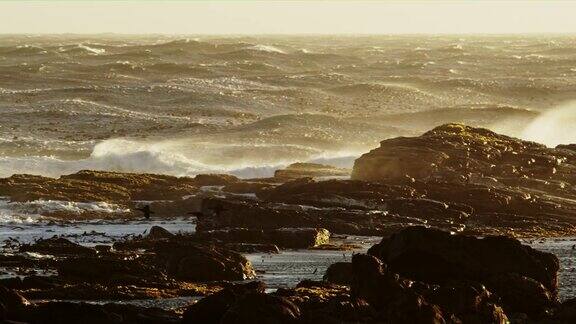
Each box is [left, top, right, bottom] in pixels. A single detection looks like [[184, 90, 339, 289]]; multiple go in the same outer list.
[[153, 241, 255, 281], [0, 285, 29, 320], [196, 227, 330, 249], [146, 226, 174, 240], [221, 292, 301, 324], [323, 262, 353, 285], [426, 280, 508, 323], [368, 226, 559, 297], [20, 301, 179, 324], [485, 273, 555, 319], [224, 243, 280, 254], [57, 256, 168, 286], [350, 254, 447, 323], [20, 237, 97, 256], [182, 281, 265, 324]]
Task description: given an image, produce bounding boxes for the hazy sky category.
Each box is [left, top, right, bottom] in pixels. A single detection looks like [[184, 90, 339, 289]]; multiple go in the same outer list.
[[2, 1, 576, 35]]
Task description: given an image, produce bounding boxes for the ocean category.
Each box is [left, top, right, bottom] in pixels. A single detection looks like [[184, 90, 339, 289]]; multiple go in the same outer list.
[[2, 34, 576, 179]]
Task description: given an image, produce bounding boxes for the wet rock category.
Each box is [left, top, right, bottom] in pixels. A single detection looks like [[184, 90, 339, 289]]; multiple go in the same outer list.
[[556, 297, 576, 323], [350, 254, 447, 323], [323, 262, 353, 285], [368, 226, 560, 297], [275, 280, 377, 323], [258, 177, 419, 208], [20, 301, 179, 324], [20, 237, 97, 256], [57, 256, 168, 286], [182, 281, 265, 324], [153, 241, 256, 281], [224, 243, 280, 254], [485, 273, 555, 319], [0, 285, 29, 320], [221, 292, 301, 324], [195, 227, 330, 249], [426, 280, 508, 323], [196, 197, 428, 236], [146, 226, 174, 240], [273, 162, 350, 181]]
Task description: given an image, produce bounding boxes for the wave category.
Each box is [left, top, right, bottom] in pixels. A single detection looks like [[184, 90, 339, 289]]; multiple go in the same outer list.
[[246, 44, 286, 54], [0, 133, 364, 179], [0, 198, 129, 224], [519, 101, 576, 147], [58, 44, 106, 55]]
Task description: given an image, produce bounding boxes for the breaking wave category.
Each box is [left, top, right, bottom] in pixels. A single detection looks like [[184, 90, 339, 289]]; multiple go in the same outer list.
[[520, 101, 576, 147], [0, 198, 128, 224]]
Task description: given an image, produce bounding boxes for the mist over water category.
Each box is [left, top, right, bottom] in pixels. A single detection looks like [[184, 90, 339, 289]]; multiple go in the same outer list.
[[520, 101, 576, 147], [2, 34, 576, 177]]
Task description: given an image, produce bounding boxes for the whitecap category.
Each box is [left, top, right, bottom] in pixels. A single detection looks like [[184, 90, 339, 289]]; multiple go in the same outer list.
[[246, 44, 286, 54]]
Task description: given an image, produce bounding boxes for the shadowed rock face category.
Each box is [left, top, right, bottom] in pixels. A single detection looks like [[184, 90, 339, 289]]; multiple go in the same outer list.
[[368, 226, 560, 297]]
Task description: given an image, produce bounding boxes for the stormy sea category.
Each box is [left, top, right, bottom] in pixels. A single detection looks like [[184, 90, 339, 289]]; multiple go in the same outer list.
[[2, 35, 576, 322]]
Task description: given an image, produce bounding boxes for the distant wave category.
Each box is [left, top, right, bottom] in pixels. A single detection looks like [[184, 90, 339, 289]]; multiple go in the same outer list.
[[246, 44, 286, 54]]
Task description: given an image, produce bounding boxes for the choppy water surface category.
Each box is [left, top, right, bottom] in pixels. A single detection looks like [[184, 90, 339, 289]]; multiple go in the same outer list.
[[2, 35, 576, 178]]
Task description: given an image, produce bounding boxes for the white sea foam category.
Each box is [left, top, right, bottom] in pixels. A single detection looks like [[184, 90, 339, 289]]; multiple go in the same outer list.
[[0, 136, 360, 179], [0, 199, 129, 224], [247, 44, 286, 54], [520, 101, 576, 147]]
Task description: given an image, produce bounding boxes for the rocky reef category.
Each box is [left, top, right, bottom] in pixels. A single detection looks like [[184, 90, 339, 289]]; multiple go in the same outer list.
[[3, 124, 576, 322]]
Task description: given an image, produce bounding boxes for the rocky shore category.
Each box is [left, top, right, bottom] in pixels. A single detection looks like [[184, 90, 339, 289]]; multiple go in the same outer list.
[[3, 124, 576, 322]]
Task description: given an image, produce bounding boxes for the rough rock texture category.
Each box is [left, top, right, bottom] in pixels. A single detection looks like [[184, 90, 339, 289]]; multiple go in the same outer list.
[[273, 162, 350, 181], [196, 227, 330, 249], [20, 237, 97, 256], [153, 240, 256, 281], [196, 196, 441, 236], [349, 124, 576, 237], [182, 281, 266, 324], [350, 253, 508, 324], [0, 170, 199, 203], [323, 262, 353, 285], [368, 226, 559, 297]]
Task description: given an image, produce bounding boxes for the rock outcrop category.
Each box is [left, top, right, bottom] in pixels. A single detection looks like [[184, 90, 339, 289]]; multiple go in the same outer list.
[[367, 226, 560, 297], [273, 162, 350, 181]]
